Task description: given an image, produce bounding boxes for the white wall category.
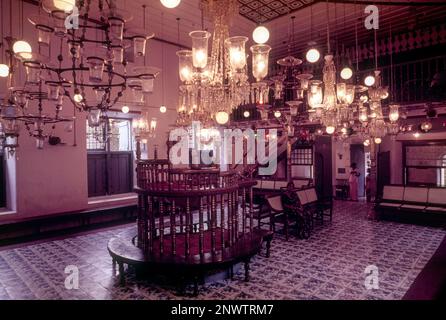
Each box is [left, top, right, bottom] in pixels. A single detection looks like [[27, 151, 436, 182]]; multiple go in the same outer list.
[[0, 1, 178, 220]]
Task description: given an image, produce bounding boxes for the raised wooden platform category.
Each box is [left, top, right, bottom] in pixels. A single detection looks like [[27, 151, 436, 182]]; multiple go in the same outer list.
[[108, 227, 273, 295]]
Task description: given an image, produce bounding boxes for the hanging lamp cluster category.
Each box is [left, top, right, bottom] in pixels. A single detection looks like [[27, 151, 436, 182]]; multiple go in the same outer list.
[[0, 0, 160, 154]]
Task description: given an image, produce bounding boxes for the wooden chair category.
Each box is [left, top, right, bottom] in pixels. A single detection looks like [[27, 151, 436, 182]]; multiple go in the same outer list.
[[266, 195, 295, 241]]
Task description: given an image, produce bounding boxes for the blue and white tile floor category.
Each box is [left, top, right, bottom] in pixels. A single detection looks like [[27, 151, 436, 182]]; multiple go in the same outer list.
[[0, 201, 444, 300]]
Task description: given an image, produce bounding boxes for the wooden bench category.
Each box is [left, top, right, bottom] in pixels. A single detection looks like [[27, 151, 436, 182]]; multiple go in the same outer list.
[[376, 185, 446, 226], [296, 187, 333, 224]]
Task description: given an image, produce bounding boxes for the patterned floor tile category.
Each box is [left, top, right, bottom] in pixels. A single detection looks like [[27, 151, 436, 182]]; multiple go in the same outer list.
[[0, 200, 444, 300]]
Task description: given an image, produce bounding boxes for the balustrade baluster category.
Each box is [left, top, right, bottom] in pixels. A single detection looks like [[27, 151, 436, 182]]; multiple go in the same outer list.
[[211, 195, 216, 256], [185, 197, 191, 257], [171, 200, 176, 255], [199, 197, 204, 256], [159, 199, 164, 256], [220, 193, 225, 251]]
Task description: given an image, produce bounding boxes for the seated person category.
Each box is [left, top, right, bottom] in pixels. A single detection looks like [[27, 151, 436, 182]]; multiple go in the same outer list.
[[281, 182, 312, 239]]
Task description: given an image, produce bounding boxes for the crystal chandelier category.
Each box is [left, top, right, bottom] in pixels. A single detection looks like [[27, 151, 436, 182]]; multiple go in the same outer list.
[[176, 0, 271, 126], [0, 0, 159, 153]]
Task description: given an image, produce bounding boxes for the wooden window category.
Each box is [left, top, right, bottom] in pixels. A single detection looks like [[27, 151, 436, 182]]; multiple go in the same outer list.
[[291, 147, 313, 165]]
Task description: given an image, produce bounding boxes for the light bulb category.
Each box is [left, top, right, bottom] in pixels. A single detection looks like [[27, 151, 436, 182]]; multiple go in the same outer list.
[[364, 139, 370, 147], [243, 111, 250, 118], [13, 40, 32, 54], [341, 127, 348, 134], [180, 67, 192, 82], [306, 48, 320, 63], [0, 64, 9, 77], [413, 132, 420, 138], [364, 75, 376, 87], [194, 50, 206, 65], [142, 139, 148, 144], [121, 106, 129, 114], [53, 0, 76, 11], [73, 93, 83, 103], [274, 111, 281, 118], [160, 105, 167, 113], [326, 126, 335, 135], [160, 0, 181, 8], [374, 137, 382, 144], [340, 67, 353, 80], [252, 26, 270, 44], [256, 61, 266, 73], [360, 95, 369, 103], [215, 111, 229, 125]]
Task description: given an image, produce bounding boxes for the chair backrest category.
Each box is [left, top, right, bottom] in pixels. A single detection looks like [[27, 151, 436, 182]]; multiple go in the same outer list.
[[275, 181, 288, 190], [403, 187, 428, 204], [293, 179, 309, 189], [297, 190, 308, 205], [305, 188, 318, 203], [267, 196, 283, 212], [382, 186, 405, 201], [262, 181, 275, 190], [428, 188, 446, 205]]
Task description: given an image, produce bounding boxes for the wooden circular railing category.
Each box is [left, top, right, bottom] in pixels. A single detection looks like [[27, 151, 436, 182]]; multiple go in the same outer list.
[[134, 160, 262, 265]]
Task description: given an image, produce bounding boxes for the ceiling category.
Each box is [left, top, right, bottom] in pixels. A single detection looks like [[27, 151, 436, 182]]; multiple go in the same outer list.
[[25, 0, 446, 63], [265, 1, 446, 62], [118, 1, 446, 61], [238, 0, 316, 24]]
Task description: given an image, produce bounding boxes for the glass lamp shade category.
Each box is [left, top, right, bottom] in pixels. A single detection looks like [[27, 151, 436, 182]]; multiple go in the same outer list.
[[336, 83, 347, 104], [112, 45, 124, 64], [295, 88, 304, 100], [24, 61, 42, 84], [68, 40, 81, 59], [345, 85, 355, 105], [108, 17, 125, 41], [250, 44, 271, 82], [388, 104, 400, 123], [131, 32, 154, 58], [308, 80, 323, 108], [189, 31, 211, 69], [150, 118, 157, 132], [12, 88, 29, 108], [129, 81, 144, 103], [176, 50, 193, 83], [296, 73, 313, 90], [86, 57, 105, 83], [225, 36, 248, 72], [29, 15, 55, 46], [288, 101, 302, 116], [87, 109, 102, 128], [93, 87, 106, 103], [133, 37, 147, 57], [47, 82, 61, 101], [140, 76, 154, 93], [370, 100, 381, 111]]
